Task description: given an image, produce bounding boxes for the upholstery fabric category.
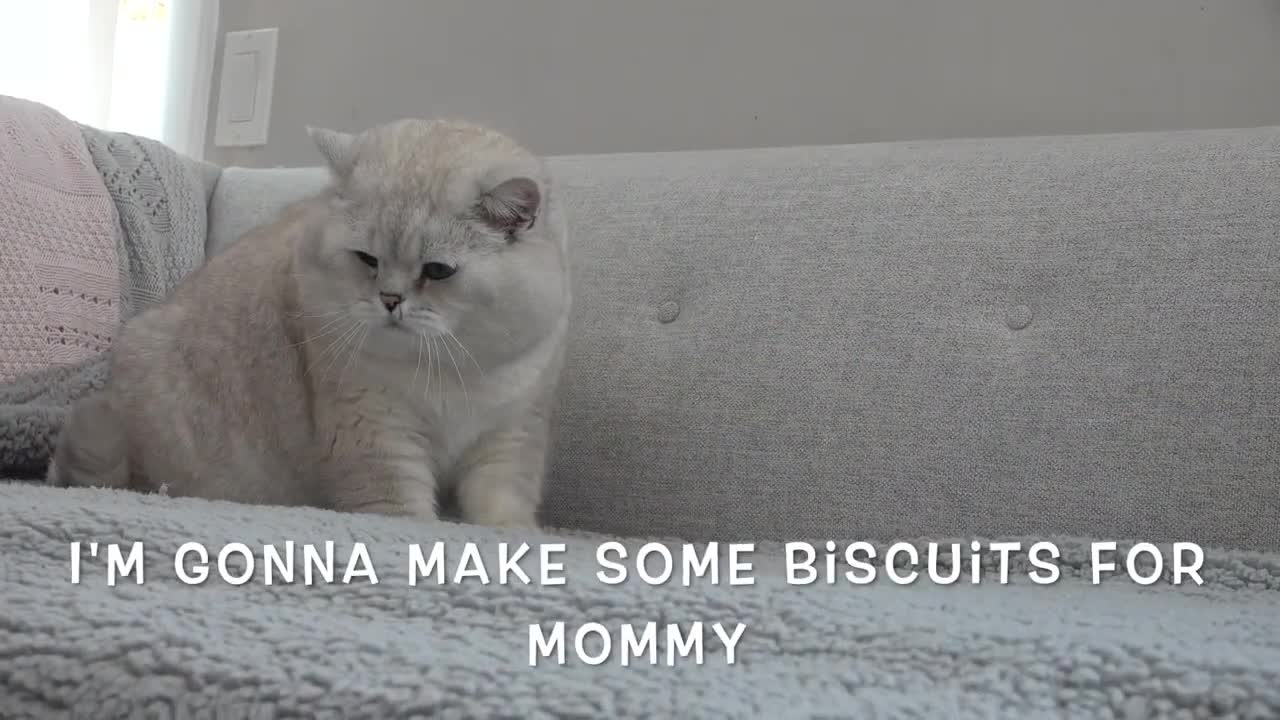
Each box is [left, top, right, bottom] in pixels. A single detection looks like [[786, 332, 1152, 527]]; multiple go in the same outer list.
[[207, 127, 1280, 550]]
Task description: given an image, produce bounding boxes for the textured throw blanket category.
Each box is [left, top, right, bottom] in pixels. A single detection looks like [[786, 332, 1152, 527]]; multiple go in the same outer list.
[[1, 481, 1276, 719], [0, 102, 206, 478], [0, 97, 120, 383]]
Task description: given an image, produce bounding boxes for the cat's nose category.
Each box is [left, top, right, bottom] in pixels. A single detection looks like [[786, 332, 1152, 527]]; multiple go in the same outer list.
[[379, 293, 403, 312]]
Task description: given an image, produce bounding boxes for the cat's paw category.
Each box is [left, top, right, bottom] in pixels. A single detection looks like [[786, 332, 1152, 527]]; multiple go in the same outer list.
[[329, 465, 438, 521], [342, 497, 438, 521], [461, 490, 538, 529], [484, 512, 538, 529]]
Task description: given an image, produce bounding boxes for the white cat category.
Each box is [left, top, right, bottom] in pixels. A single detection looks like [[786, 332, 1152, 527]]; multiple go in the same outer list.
[[48, 119, 571, 527]]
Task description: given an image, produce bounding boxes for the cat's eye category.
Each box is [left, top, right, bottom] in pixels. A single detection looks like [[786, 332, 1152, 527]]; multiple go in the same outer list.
[[353, 251, 378, 269], [422, 262, 456, 281]]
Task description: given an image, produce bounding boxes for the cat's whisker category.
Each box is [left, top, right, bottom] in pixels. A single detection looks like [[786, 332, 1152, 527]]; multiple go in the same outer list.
[[305, 321, 359, 368], [287, 310, 346, 320], [445, 331, 486, 379], [337, 325, 369, 393], [317, 324, 362, 385], [424, 333, 436, 400], [432, 336, 444, 408], [309, 321, 363, 380], [288, 314, 353, 348], [411, 334, 424, 395], [438, 334, 471, 418]]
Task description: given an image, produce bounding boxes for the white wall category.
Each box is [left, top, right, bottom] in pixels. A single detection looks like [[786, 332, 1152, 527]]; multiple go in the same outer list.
[[205, 0, 1280, 167]]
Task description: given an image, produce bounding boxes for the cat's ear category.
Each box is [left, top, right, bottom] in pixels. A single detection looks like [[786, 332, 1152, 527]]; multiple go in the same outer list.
[[475, 176, 541, 237], [307, 126, 358, 179]]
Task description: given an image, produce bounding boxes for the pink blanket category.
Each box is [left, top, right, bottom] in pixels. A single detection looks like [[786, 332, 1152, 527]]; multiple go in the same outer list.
[[0, 96, 120, 381]]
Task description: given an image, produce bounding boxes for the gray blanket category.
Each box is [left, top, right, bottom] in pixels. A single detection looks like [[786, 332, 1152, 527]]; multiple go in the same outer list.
[[0, 126, 206, 478], [1, 481, 1276, 719]]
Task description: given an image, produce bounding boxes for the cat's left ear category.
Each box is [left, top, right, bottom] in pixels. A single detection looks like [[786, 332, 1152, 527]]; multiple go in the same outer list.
[[307, 126, 358, 179], [475, 176, 541, 238]]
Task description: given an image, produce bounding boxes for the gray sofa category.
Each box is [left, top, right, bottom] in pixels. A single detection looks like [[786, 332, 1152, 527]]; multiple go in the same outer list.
[[3, 127, 1280, 718]]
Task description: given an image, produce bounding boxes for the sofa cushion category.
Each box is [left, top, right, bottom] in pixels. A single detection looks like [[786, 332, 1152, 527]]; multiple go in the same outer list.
[[209, 127, 1280, 550]]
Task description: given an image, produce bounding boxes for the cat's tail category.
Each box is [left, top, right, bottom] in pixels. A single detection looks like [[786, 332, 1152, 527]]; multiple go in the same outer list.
[[47, 393, 131, 490]]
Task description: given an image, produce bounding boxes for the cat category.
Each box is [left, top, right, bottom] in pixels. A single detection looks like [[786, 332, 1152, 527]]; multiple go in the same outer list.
[[47, 118, 572, 527]]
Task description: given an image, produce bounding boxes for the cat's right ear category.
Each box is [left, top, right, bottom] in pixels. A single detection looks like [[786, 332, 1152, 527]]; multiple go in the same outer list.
[[307, 126, 358, 179]]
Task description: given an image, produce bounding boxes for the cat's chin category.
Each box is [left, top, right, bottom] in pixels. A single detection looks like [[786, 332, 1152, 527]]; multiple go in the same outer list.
[[359, 323, 441, 360]]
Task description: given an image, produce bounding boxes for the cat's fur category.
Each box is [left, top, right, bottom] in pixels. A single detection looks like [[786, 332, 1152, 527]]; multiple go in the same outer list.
[[48, 119, 571, 527]]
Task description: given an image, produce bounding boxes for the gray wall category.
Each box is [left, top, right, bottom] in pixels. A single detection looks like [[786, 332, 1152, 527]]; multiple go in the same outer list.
[[206, 0, 1280, 167]]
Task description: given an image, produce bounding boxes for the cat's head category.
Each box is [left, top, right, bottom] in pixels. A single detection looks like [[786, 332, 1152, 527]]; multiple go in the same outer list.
[[295, 119, 567, 366]]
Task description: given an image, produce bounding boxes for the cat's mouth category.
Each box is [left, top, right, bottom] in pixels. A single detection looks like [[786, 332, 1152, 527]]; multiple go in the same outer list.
[[382, 318, 412, 332], [381, 318, 431, 338]]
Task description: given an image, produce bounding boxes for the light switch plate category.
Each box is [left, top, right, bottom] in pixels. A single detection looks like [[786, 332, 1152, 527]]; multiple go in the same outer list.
[[213, 28, 278, 147]]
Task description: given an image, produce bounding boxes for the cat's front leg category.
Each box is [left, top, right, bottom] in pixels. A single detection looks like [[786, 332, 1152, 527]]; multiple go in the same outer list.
[[323, 433, 438, 520], [453, 424, 548, 529], [313, 387, 439, 519]]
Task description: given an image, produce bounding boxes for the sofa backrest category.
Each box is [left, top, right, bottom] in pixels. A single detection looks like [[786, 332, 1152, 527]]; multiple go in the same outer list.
[[208, 127, 1280, 550]]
